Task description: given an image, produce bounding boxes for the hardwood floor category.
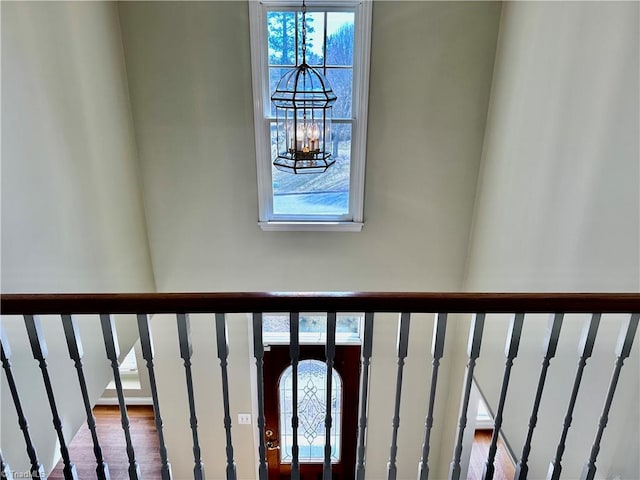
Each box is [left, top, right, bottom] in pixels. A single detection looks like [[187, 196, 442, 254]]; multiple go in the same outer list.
[[52, 408, 513, 479], [468, 429, 516, 480], [49, 406, 161, 480]]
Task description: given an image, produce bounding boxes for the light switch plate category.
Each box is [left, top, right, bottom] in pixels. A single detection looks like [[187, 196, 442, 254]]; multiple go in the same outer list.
[[238, 413, 252, 425]]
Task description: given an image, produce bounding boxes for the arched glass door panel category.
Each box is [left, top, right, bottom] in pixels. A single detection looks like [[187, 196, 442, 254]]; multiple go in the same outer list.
[[279, 359, 342, 463]]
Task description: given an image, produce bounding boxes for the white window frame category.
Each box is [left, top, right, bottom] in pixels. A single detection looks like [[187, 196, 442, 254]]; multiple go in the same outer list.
[[262, 312, 364, 345], [249, 0, 372, 232]]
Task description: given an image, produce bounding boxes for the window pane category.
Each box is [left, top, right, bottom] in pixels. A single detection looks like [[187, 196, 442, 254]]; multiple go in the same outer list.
[[297, 12, 324, 66], [326, 13, 354, 65], [267, 11, 297, 66], [270, 122, 278, 159], [119, 347, 138, 373], [279, 360, 342, 463], [269, 68, 291, 117], [272, 123, 352, 216], [325, 68, 352, 119], [106, 345, 141, 390], [263, 313, 362, 344]]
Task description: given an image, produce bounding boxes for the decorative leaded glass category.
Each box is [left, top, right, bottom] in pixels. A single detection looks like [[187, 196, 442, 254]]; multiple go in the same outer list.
[[279, 360, 342, 463]]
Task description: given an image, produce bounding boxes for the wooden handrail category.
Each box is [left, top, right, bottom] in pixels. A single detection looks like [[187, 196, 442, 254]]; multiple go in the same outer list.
[[1, 292, 639, 315]]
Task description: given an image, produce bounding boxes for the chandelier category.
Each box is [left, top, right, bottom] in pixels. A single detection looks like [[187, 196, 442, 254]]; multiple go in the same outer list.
[[270, 1, 337, 174]]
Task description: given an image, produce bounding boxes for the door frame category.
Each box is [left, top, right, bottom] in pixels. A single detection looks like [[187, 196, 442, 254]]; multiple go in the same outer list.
[[263, 345, 360, 479], [247, 315, 364, 479]]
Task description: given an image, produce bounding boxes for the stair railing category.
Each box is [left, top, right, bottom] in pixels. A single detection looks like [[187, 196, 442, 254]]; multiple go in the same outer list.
[[1, 292, 638, 480]]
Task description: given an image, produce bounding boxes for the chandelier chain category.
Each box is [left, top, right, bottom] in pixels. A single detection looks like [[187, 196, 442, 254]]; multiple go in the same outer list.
[[301, 0, 307, 64]]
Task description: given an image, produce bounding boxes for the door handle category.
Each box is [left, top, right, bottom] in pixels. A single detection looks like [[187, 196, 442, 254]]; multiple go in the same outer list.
[[265, 429, 280, 450]]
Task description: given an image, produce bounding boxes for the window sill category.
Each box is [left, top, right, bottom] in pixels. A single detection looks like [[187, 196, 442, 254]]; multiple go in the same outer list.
[[258, 221, 364, 232]]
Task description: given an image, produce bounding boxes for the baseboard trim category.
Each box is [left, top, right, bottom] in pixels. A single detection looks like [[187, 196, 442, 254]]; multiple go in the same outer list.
[[96, 397, 153, 406]]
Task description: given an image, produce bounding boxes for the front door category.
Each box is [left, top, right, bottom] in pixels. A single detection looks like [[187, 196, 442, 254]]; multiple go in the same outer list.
[[263, 345, 360, 480]]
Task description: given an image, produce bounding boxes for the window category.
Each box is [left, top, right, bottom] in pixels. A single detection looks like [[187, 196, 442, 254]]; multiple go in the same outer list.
[[249, 0, 372, 231], [262, 313, 363, 344], [106, 345, 141, 390], [279, 360, 342, 462]]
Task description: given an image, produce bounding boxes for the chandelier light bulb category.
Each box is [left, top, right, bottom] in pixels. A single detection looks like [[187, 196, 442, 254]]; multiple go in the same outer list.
[[296, 122, 306, 151], [307, 122, 320, 151]]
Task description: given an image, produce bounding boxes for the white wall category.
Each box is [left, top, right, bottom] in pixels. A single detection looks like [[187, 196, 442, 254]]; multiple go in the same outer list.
[[1, 1, 154, 472], [118, 1, 500, 294], [117, 1, 501, 478], [9, 2, 633, 479], [465, 1, 639, 293], [465, 2, 639, 479]]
